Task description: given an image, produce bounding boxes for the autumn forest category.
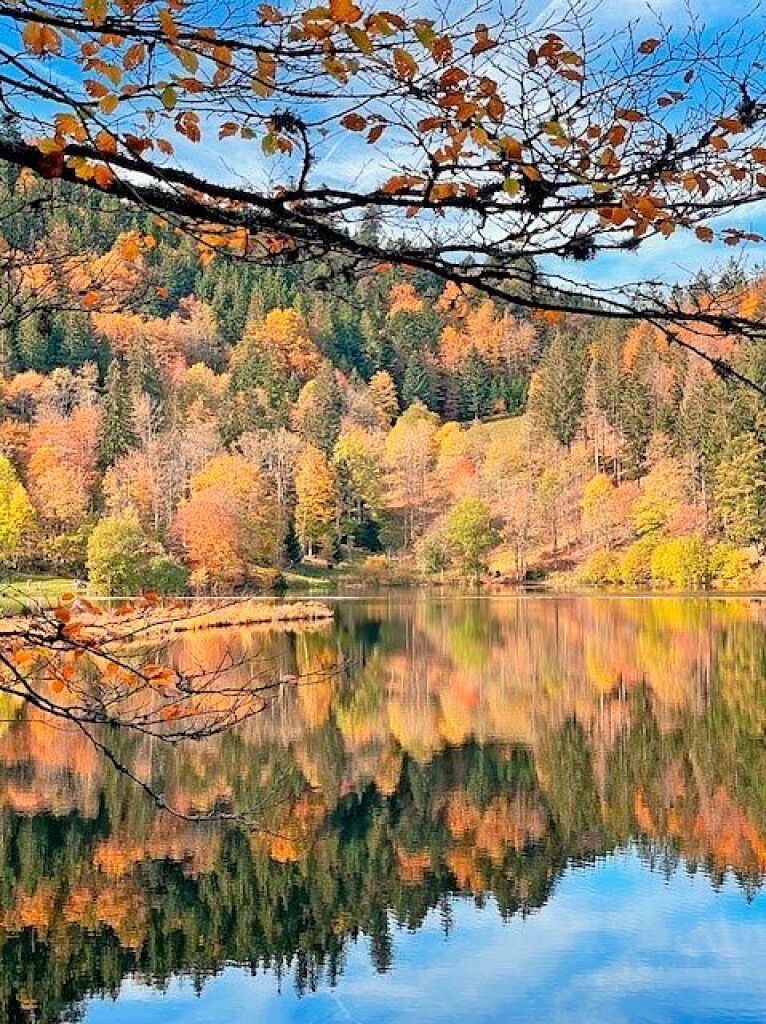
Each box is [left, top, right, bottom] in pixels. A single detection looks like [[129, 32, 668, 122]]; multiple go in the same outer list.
[[0, 169, 765, 594]]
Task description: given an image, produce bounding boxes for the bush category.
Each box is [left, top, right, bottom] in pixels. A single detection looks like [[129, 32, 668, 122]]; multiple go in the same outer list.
[[650, 534, 710, 590], [146, 555, 188, 595], [87, 514, 184, 596], [577, 549, 620, 586], [87, 514, 154, 595], [618, 536, 658, 586], [708, 543, 752, 589]]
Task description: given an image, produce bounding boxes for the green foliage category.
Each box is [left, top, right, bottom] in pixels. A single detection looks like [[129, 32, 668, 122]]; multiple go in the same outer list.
[[444, 497, 496, 581], [86, 513, 161, 595], [98, 360, 135, 469], [146, 555, 189, 595], [531, 331, 587, 448], [714, 432, 766, 548], [417, 518, 451, 576]]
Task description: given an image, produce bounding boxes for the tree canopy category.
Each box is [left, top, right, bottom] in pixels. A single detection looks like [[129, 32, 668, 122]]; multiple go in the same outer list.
[[2, 0, 766, 376]]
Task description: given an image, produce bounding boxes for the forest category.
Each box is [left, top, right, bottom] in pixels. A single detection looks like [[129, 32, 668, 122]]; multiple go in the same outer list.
[[1, 165, 765, 593]]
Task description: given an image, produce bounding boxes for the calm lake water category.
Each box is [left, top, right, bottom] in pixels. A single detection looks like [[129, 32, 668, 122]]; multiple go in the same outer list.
[[3, 593, 766, 1023]]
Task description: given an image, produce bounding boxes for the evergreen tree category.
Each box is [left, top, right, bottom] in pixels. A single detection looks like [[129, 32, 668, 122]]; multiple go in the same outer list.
[[714, 432, 766, 547], [98, 360, 135, 469], [402, 352, 437, 410], [532, 331, 587, 448], [458, 348, 493, 420]]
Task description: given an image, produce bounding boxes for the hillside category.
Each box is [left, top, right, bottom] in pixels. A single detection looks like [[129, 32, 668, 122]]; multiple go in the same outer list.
[[0, 168, 765, 592]]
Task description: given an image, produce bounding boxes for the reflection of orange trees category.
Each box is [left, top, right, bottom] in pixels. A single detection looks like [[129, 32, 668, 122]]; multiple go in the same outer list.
[[252, 792, 326, 864], [3, 596, 766, 993]]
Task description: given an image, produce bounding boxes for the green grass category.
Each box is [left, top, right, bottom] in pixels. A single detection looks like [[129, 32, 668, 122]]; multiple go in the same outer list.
[[283, 564, 336, 588], [0, 575, 78, 614]]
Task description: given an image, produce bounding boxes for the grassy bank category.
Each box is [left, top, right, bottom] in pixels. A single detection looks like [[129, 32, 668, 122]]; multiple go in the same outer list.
[[152, 599, 335, 633], [0, 576, 78, 614]]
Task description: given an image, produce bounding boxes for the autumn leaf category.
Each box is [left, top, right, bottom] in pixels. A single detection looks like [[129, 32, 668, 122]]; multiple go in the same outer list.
[[497, 136, 523, 161], [341, 113, 367, 131], [695, 226, 714, 242], [258, 3, 283, 22], [82, 0, 108, 24], [329, 0, 362, 23], [158, 7, 179, 42], [638, 38, 661, 54], [160, 85, 178, 110], [22, 22, 61, 55], [393, 48, 418, 79]]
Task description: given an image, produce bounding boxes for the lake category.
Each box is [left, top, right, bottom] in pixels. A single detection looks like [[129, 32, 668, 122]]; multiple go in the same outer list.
[[3, 593, 766, 1023]]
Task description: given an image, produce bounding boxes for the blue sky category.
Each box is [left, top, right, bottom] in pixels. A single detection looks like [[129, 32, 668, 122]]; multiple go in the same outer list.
[[6, 0, 766, 290], [82, 850, 766, 1024]]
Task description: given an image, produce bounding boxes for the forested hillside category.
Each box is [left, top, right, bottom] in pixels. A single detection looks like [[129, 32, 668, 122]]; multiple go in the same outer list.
[[1, 166, 765, 592]]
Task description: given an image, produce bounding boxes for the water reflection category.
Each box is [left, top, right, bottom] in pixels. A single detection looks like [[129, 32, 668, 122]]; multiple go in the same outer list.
[[1, 595, 766, 1022]]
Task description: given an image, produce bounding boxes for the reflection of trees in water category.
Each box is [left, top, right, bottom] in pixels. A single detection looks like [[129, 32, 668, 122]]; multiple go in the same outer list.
[[0, 596, 766, 1020]]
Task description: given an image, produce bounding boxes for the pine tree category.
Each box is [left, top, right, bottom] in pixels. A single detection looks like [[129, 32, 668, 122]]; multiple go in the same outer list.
[[402, 352, 437, 410], [98, 360, 135, 469], [531, 331, 587, 448], [458, 348, 493, 420], [714, 432, 766, 547]]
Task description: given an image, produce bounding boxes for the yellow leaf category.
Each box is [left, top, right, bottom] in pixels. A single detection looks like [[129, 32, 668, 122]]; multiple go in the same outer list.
[[346, 25, 372, 53], [100, 93, 119, 114], [160, 85, 178, 110], [176, 47, 199, 73], [393, 48, 418, 79]]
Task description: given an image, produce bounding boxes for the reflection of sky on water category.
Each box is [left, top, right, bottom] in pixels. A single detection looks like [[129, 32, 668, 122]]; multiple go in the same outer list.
[[83, 850, 766, 1024]]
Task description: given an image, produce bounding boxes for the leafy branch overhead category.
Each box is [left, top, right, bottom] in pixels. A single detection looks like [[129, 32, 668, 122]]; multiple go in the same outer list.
[[2, 0, 766, 363]]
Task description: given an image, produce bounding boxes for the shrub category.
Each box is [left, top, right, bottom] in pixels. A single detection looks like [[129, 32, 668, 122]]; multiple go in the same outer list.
[[618, 536, 658, 586], [577, 549, 620, 586], [146, 555, 188, 595], [87, 514, 184, 596], [650, 534, 710, 590], [708, 543, 752, 589]]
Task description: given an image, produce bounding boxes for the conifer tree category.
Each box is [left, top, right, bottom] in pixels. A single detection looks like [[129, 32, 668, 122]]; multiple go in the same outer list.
[[98, 361, 135, 470]]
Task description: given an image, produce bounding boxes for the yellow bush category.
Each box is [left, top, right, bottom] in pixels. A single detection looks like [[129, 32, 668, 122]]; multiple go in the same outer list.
[[576, 549, 620, 586], [650, 535, 710, 589]]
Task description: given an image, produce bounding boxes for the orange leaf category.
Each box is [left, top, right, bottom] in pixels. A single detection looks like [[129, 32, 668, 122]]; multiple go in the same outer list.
[[22, 22, 61, 55], [638, 38, 661, 54], [329, 0, 362, 23]]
